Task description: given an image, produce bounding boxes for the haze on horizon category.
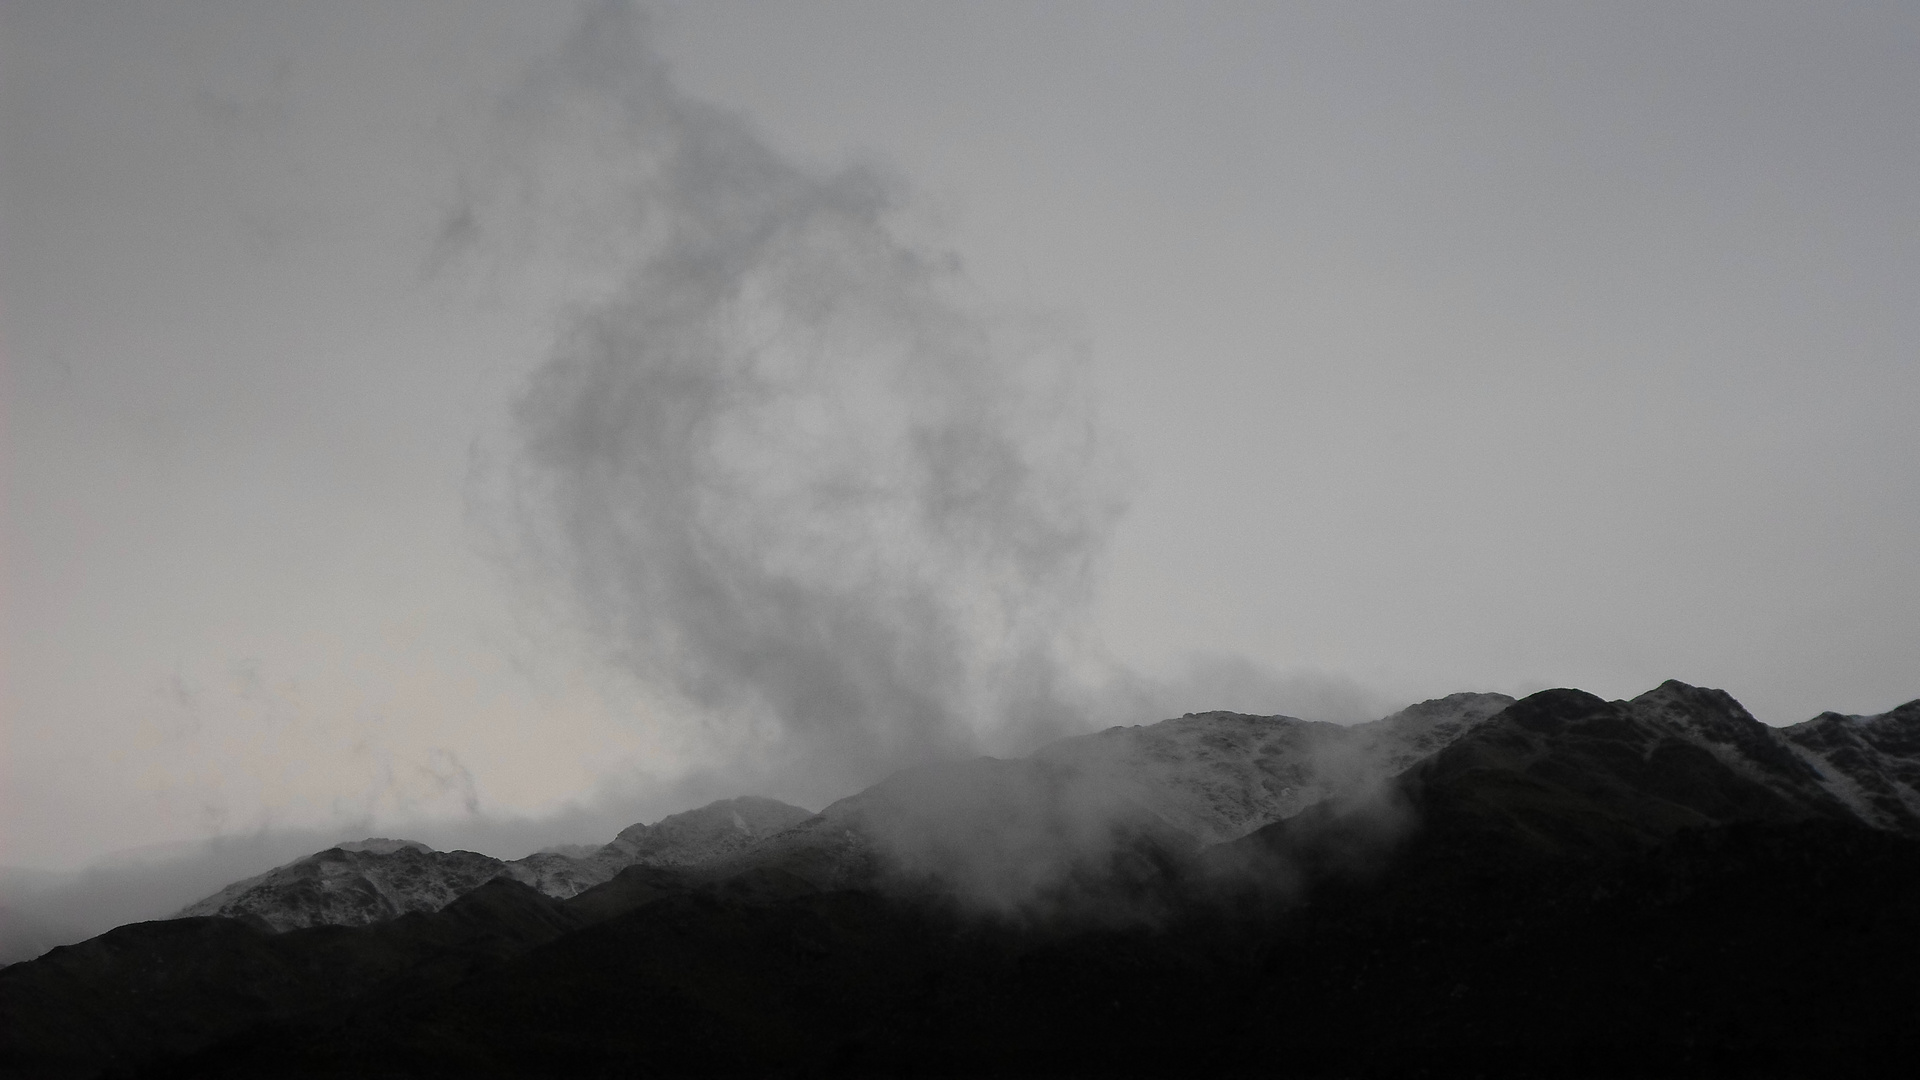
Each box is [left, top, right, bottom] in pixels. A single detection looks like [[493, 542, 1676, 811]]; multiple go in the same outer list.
[[3, 0, 1917, 877]]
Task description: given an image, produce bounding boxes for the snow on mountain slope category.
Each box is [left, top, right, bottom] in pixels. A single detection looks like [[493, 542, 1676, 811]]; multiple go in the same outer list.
[[743, 685, 1920, 907], [1607, 681, 1920, 835], [1032, 692, 1516, 844], [173, 797, 814, 929], [1358, 692, 1526, 772], [173, 843, 510, 932], [720, 693, 1520, 907], [509, 795, 817, 897], [173, 698, 1519, 927], [1622, 682, 1841, 806], [1780, 700, 1920, 832], [607, 795, 815, 866], [175, 686, 1920, 931]]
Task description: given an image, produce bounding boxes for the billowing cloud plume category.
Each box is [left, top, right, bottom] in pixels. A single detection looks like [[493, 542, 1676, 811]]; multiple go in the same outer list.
[[469, 2, 1125, 801]]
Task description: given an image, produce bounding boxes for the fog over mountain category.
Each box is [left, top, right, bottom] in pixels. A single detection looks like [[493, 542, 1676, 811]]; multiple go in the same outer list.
[[10, 680, 1891, 958], [7, 682, 1920, 1076], [3, 1, 1917, 1021]]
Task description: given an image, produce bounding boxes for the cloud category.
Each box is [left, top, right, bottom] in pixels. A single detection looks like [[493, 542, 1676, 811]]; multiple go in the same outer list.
[[463, 0, 1126, 804]]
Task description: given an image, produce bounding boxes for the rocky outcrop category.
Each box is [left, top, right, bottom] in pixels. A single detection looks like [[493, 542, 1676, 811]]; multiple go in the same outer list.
[[1780, 699, 1920, 832], [172, 843, 510, 932]]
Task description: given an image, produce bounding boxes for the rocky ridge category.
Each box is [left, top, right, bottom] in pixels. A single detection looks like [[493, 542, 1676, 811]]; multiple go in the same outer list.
[[1541, 681, 1920, 837], [633, 693, 1516, 900], [172, 685, 1920, 931], [173, 796, 814, 931], [1031, 690, 1517, 842], [11, 681, 1920, 1078], [1780, 699, 1920, 831]]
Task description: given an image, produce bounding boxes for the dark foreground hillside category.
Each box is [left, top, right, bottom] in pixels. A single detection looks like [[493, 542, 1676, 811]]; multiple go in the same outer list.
[[5, 688, 1919, 1078]]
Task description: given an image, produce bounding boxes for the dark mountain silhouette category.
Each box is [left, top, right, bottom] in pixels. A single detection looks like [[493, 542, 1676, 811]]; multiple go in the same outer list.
[[4, 683, 1918, 1078]]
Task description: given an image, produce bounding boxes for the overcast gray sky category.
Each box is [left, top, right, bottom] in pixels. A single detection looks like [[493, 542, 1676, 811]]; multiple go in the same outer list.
[[3, 1, 1917, 872]]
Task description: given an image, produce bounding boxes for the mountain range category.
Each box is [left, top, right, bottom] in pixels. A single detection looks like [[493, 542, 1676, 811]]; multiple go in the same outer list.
[[3, 681, 1917, 1077]]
